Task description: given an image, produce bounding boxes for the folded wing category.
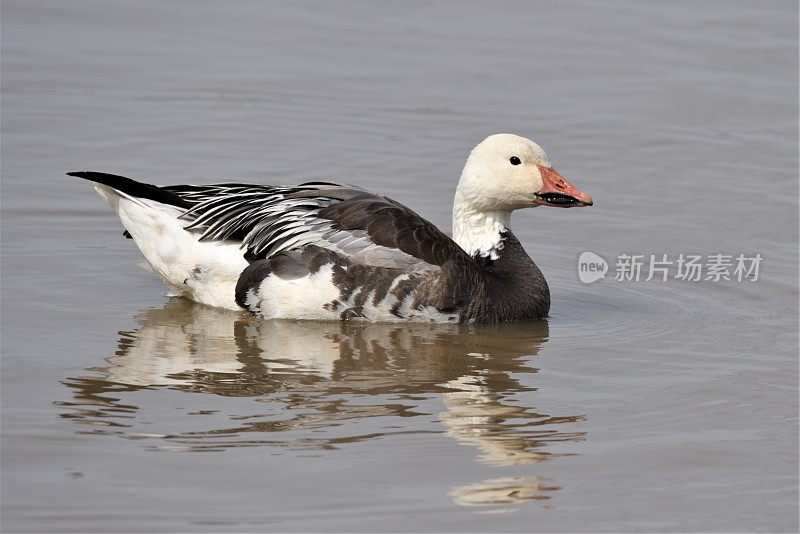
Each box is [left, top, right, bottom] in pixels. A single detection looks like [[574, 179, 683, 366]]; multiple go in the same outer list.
[[165, 182, 474, 273]]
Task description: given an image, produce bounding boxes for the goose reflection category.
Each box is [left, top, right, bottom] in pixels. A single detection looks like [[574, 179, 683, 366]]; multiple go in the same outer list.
[[60, 298, 585, 506]]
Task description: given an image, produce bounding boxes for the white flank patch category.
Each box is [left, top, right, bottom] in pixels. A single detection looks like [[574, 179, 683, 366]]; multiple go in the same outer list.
[[247, 266, 459, 323], [92, 184, 248, 310], [254, 264, 341, 321]]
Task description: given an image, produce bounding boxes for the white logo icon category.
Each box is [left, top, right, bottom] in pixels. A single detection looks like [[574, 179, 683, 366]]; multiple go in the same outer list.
[[578, 252, 608, 284]]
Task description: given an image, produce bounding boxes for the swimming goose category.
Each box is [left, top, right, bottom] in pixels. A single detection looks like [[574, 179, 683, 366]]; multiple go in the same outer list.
[[70, 133, 592, 323]]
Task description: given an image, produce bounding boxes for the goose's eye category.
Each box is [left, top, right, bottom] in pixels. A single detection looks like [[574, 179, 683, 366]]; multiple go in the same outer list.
[[509, 156, 521, 165]]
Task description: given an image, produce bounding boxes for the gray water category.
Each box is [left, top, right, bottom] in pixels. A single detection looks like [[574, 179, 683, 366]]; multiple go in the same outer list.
[[1, 1, 798, 532]]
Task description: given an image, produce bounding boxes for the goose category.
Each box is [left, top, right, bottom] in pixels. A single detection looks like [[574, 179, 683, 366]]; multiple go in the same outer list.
[[70, 133, 592, 323]]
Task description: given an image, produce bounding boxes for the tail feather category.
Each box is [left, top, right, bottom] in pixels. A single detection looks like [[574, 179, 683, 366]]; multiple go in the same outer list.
[[72, 170, 248, 310], [67, 171, 192, 209]]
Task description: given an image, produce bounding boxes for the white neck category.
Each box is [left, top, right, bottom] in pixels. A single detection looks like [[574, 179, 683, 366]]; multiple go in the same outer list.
[[452, 192, 511, 260]]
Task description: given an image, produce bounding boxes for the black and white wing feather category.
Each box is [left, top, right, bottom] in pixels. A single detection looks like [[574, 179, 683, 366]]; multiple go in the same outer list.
[[165, 181, 473, 272]]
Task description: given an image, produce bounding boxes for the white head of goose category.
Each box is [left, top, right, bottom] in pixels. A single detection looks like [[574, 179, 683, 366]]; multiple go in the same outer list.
[[70, 133, 592, 323]]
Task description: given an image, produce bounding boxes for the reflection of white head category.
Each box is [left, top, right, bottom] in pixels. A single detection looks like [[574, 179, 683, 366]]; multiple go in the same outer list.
[[449, 476, 558, 506], [439, 375, 548, 466]]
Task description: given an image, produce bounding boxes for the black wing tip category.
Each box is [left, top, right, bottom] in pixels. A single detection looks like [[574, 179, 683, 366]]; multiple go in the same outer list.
[[68, 171, 193, 209], [67, 171, 126, 180]]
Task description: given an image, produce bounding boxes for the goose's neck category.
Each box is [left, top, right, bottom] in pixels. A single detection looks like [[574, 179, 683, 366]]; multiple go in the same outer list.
[[452, 193, 511, 260]]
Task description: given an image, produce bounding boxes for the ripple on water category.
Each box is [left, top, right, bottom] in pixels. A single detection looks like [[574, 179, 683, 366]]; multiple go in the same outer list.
[[550, 278, 730, 348]]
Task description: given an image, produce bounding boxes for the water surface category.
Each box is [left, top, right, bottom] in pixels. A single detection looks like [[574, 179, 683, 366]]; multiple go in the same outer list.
[[1, 1, 798, 532]]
